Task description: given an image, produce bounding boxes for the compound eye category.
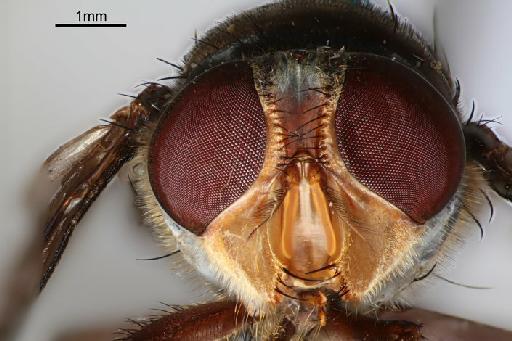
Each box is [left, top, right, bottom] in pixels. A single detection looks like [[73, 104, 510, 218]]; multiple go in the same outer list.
[[335, 55, 465, 223], [149, 62, 266, 235]]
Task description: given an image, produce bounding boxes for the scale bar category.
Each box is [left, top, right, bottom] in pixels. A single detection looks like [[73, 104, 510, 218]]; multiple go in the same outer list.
[[55, 23, 127, 27]]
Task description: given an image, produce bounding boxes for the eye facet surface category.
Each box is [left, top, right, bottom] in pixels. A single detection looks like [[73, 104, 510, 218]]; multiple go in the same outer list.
[[335, 55, 465, 223], [149, 62, 266, 234]]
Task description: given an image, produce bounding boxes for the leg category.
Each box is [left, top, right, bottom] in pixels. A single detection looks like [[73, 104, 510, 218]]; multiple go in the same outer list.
[[116, 301, 251, 341], [464, 121, 512, 201], [322, 306, 512, 340], [382, 308, 512, 341], [320, 308, 422, 341], [40, 84, 172, 290]]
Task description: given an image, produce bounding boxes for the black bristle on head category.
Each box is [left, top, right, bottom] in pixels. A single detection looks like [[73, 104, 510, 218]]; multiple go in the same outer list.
[[136, 250, 180, 261], [156, 57, 184, 71], [117, 93, 137, 99], [413, 264, 437, 282], [466, 101, 476, 125], [462, 204, 484, 239], [158, 75, 187, 81], [480, 189, 494, 222], [452, 79, 461, 106]]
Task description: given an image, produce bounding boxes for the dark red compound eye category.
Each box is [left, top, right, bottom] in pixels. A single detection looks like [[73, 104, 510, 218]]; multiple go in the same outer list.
[[335, 54, 465, 223], [149, 62, 266, 235]]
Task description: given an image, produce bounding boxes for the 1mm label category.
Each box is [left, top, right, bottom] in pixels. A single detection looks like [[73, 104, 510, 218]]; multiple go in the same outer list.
[[76, 11, 108, 22]]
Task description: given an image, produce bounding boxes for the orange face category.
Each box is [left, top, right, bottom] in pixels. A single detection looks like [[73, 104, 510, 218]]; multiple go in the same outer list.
[[144, 47, 466, 321], [194, 51, 421, 318]]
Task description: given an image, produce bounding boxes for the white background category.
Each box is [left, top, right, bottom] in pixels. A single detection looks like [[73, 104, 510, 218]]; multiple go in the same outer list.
[[2, 0, 512, 340]]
